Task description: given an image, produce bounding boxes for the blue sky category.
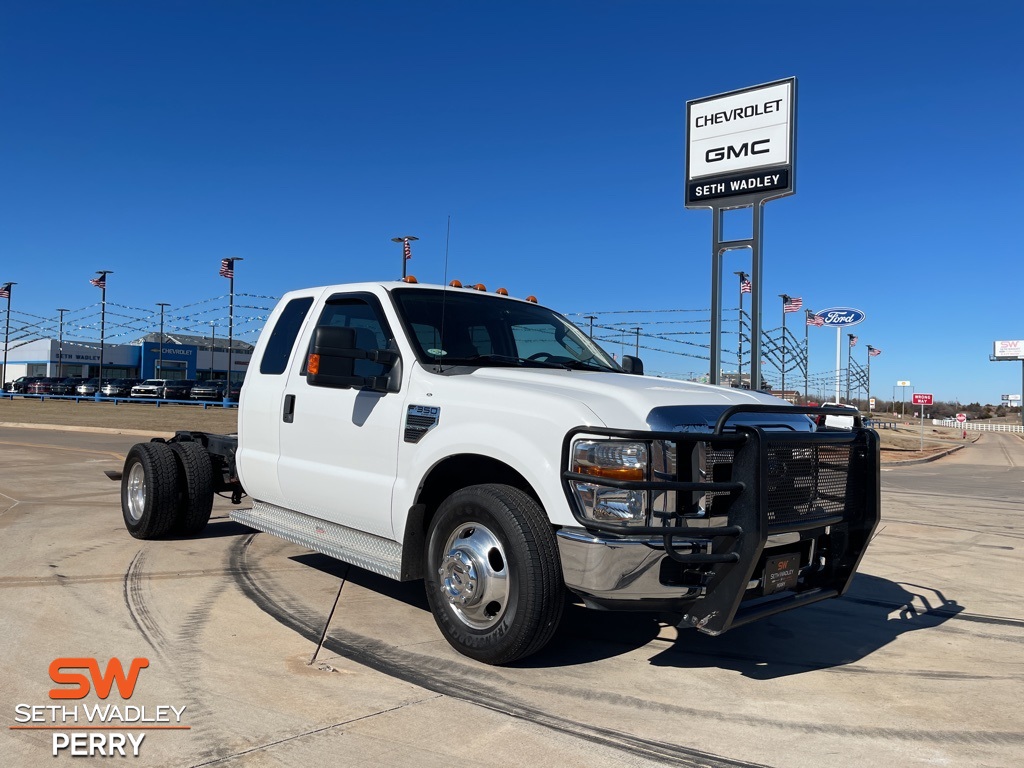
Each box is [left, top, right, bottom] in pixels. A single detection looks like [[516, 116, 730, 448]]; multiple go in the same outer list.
[[1, 1, 1021, 405]]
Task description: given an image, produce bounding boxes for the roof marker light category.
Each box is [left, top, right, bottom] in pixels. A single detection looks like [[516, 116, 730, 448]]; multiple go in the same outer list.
[[496, 287, 508, 295], [526, 295, 538, 303], [403, 275, 418, 283], [448, 279, 463, 288], [473, 283, 486, 291]]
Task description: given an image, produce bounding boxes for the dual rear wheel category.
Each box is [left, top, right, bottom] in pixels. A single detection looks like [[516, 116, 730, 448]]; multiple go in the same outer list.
[[121, 441, 214, 539]]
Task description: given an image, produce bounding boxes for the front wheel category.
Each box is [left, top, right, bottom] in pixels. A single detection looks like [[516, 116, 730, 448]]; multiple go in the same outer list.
[[424, 484, 564, 665]]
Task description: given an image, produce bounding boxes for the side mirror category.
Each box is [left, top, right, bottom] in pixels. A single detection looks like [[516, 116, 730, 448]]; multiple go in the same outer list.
[[621, 355, 644, 375], [306, 326, 399, 392]]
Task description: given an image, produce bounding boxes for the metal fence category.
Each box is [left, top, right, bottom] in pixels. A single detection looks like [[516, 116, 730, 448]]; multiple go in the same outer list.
[[933, 419, 1024, 433]]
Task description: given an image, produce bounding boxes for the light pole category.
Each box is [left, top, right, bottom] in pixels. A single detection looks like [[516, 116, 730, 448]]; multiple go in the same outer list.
[[57, 308, 69, 378], [1, 282, 16, 389], [866, 345, 879, 414], [735, 272, 749, 387], [91, 271, 112, 392], [156, 303, 170, 378], [584, 315, 596, 339], [392, 236, 418, 279], [209, 322, 217, 380]]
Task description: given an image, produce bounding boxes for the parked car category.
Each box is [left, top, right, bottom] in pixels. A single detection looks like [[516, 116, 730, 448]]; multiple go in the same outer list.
[[51, 377, 84, 395], [131, 379, 169, 399], [162, 379, 197, 400], [101, 378, 139, 397], [26, 377, 62, 395], [75, 378, 111, 396], [189, 380, 226, 400], [6, 376, 43, 393]]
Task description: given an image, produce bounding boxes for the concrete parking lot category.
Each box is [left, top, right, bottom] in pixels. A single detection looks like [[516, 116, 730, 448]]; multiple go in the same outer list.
[[2, 426, 1022, 767]]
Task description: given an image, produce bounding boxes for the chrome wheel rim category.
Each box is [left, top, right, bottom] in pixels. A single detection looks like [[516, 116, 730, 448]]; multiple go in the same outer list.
[[126, 462, 147, 523], [438, 522, 509, 629]]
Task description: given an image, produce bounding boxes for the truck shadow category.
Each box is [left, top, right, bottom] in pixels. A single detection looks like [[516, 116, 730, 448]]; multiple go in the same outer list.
[[284, 553, 961, 678], [641, 573, 964, 679]]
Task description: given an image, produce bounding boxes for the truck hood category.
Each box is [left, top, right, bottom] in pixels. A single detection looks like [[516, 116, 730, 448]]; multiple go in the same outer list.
[[447, 367, 809, 432]]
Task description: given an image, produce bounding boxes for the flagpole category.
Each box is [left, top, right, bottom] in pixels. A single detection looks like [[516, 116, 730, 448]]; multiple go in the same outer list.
[[392, 236, 418, 280], [734, 272, 747, 387], [779, 294, 790, 397], [1, 283, 15, 390], [804, 310, 810, 404], [94, 270, 112, 396], [228, 258, 242, 398], [846, 333, 853, 403]]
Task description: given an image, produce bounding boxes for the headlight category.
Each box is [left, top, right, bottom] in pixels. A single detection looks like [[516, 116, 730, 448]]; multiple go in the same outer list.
[[570, 440, 648, 524]]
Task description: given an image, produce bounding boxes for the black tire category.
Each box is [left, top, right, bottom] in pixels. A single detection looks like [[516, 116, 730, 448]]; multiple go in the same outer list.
[[121, 443, 180, 540], [424, 484, 564, 665], [170, 442, 214, 536]]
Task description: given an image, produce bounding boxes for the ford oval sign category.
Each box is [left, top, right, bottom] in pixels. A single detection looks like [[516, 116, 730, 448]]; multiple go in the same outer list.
[[815, 307, 866, 327]]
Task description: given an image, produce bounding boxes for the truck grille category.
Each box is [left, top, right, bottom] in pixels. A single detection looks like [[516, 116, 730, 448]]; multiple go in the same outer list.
[[765, 442, 856, 527], [702, 442, 857, 528]]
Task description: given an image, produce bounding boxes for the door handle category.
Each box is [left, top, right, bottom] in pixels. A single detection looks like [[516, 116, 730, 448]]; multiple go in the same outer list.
[[283, 394, 296, 423]]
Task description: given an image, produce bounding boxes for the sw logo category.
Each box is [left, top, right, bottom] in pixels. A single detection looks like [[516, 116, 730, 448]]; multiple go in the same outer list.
[[49, 657, 149, 700], [14, 657, 188, 758]]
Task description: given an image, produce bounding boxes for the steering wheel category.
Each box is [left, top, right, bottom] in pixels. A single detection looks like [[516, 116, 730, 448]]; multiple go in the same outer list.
[[527, 352, 556, 362]]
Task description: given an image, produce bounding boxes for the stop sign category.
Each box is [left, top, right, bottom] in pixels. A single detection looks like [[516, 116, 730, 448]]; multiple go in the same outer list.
[[956, 413, 966, 423]]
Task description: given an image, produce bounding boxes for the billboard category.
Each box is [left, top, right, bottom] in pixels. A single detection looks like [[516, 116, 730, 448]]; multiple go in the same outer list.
[[1002, 394, 1022, 402], [685, 78, 795, 207], [993, 340, 1024, 360]]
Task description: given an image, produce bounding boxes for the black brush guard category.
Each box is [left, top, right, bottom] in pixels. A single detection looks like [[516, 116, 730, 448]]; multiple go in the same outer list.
[[561, 404, 881, 635]]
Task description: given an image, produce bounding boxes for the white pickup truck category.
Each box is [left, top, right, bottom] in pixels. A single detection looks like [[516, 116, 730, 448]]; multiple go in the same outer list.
[[117, 280, 880, 664]]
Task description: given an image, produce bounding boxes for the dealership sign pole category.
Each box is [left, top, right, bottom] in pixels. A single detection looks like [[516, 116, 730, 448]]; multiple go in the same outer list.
[[813, 307, 865, 403], [685, 77, 796, 387], [991, 340, 1024, 427]]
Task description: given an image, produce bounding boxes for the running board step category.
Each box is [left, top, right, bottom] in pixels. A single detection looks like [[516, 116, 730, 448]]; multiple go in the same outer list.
[[230, 501, 403, 581]]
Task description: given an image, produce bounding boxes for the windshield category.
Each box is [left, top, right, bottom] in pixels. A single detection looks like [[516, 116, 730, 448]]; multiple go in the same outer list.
[[391, 288, 620, 371]]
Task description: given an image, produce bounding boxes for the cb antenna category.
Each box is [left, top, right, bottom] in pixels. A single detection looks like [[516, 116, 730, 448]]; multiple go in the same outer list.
[[438, 215, 452, 370]]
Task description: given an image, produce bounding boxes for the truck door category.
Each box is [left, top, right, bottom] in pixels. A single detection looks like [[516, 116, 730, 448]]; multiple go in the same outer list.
[[277, 292, 403, 538]]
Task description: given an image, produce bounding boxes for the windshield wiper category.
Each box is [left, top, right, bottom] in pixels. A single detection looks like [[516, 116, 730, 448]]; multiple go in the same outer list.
[[442, 354, 570, 369], [561, 359, 617, 372]]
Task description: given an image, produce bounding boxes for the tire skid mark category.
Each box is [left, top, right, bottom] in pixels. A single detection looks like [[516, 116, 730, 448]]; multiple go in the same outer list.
[[122, 549, 171, 663], [4, 566, 252, 589], [229, 535, 1024, 759], [228, 535, 767, 768]]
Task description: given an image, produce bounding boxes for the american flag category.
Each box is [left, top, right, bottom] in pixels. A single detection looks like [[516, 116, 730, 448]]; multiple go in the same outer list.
[[783, 296, 803, 313], [0, 282, 11, 299], [849, 335, 858, 347], [219, 258, 234, 279], [90, 273, 106, 288], [806, 310, 824, 327], [869, 347, 882, 357], [740, 278, 751, 294], [403, 238, 412, 261]]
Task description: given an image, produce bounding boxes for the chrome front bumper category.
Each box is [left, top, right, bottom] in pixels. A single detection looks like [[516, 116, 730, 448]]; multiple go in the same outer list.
[[556, 527, 705, 602], [556, 527, 806, 605]]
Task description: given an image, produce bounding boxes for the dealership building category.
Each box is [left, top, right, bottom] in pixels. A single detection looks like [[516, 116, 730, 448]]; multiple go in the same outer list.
[[1, 332, 254, 384]]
